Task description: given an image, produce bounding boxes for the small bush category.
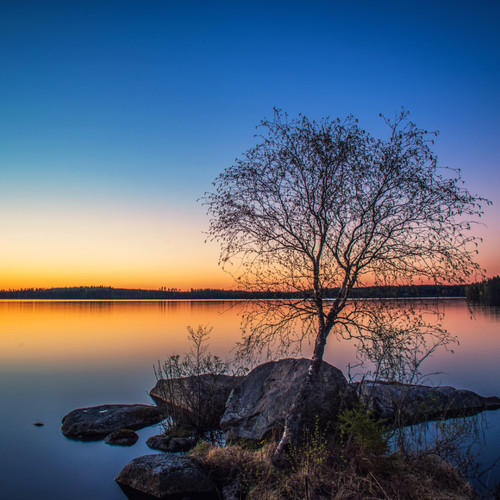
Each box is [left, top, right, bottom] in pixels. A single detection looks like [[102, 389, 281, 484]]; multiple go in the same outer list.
[[338, 401, 389, 455], [154, 324, 246, 440]]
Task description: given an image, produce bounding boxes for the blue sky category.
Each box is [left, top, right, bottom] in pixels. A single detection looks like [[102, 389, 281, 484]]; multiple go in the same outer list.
[[1, 0, 499, 288]]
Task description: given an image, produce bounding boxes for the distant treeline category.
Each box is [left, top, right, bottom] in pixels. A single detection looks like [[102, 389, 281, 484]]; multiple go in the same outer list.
[[466, 276, 500, 305], [0, 284, 467, 300], [0, 286, 265, 300]]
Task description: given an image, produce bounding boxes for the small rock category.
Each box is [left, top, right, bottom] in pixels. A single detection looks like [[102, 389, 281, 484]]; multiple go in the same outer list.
[[221, 481, 243, 500], [33, 422, 44, 427], [146, 434, 196, 452], [115, 453, 217, 499], [104, 429, 139, 446], [61, 404, 165, 441]]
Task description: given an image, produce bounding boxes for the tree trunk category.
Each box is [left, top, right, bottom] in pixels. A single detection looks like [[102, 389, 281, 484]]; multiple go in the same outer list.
[[272, 329, 327, 465]]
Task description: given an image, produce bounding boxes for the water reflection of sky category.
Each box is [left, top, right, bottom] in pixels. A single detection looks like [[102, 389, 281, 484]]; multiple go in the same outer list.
[[0, 299, 499, 498]]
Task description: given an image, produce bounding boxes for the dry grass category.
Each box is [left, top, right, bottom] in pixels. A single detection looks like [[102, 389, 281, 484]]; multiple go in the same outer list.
[[190, 440, 477, 500]]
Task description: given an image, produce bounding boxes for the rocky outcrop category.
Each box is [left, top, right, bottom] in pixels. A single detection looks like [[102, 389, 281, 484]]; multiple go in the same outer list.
[[104, 429, 139, 446], [61, 404, 165, 441], [221, 358, 349, 443], [115, 453, 217, 500], [352, 381, 500, 425], [146, 434, 196, 452], [150, 374, 241, 430]]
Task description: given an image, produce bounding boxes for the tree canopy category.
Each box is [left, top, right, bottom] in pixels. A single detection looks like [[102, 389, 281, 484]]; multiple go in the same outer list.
[[204, 109, 488, 459], [207, 110, 484, 290]]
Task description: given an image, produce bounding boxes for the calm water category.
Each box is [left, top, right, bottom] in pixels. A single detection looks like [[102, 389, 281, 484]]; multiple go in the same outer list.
[[1, 299, 499, 499]]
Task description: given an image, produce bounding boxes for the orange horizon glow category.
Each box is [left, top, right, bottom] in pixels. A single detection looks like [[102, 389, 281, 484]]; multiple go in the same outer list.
[[1, 202, 498, 291], [1, 259, 498, 292], [0, 272, 235, 293]]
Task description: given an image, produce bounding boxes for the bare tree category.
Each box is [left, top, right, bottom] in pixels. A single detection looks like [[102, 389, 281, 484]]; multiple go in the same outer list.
[[204, 109, 488, 461]]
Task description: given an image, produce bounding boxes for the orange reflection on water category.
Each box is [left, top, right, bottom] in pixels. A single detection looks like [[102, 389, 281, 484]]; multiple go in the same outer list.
[[1, 299, 499, 393], [0, 300, 246, 372]]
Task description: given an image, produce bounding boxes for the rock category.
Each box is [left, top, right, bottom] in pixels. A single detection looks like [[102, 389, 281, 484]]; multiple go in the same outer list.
[[150, 374, 241, 430], [104, 429, 139, 446], [352, 381, 500, 425], [221, 358, 348, 443], [115, 453, 217, 499], [220, 481, 243, 500], [33, 422, 44, 427], [61, 404, 165, 441], [146, 434, 196, 452]]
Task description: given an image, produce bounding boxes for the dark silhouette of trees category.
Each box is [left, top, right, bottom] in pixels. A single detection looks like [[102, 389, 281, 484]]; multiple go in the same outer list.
[[0, 283, 467, 300], [204, 109, 488, 461], [0, 284, 467, 300], [466, 276, 500, 305]]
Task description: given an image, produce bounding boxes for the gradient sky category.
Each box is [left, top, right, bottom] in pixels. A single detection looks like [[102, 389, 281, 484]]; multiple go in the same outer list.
[[1, 0, 499, 290]]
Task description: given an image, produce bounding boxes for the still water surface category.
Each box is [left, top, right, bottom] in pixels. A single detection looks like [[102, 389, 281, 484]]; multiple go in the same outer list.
[[1, 299, 499, 499]]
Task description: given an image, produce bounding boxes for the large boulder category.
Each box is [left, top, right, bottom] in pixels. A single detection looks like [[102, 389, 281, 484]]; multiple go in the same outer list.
[[352, 381, 500, 425], [115, 453, 217, 500], [221, 358, 348, 443], [61, 404, 165, 441], [150, 374, 241, 431]]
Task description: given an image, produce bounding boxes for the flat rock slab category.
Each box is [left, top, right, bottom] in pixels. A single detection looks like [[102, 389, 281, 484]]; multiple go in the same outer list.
[[352, 381, 500, 425], [221, 358, 348, 443], [115, 453, 217, 500], [61, 404, 165, 441]]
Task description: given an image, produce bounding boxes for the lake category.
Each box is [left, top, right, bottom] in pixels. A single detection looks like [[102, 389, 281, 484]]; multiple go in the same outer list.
[[1, 299, 499, 499]]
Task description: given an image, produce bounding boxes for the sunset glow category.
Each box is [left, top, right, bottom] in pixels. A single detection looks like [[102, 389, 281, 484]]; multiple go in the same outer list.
[[0, 1, 498, 289]]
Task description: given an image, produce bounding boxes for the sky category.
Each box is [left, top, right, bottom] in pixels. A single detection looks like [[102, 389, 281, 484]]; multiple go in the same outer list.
[[0, 0, 499, 290]]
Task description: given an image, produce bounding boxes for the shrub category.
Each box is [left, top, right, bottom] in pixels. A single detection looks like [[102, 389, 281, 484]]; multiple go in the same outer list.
[[153, 325, 246, 440], [338, 401, 389, 455]]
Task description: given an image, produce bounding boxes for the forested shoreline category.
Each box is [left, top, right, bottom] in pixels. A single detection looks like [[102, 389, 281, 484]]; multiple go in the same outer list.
[[465, 275, 500, 305], [0, 284, 468, 300], [2, 277, 497, 302]]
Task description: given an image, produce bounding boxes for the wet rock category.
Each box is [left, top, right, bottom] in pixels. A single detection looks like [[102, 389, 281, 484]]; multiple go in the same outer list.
[[104, 428, 139, 446], [146, 434, 196, 452], [150, 374, 241, 430], [352, 381, 500, 425], [221, 358, 348, 443], [115, 453, 217, 499], [61, 404, 165, 441]]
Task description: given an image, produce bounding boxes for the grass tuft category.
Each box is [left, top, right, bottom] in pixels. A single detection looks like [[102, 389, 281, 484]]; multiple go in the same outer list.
[[190, 435, 476, 499]]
